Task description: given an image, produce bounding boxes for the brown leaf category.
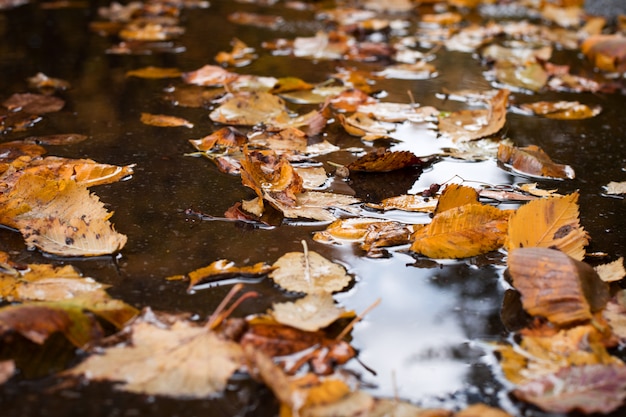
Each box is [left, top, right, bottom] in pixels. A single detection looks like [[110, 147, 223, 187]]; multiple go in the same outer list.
[[455, 404, 514, 417], [210, 92, 291, 127], [410, 203, 510, 259], [519, 101, 601, 120], [68, 311, 245, 398], [595, 257, 626, 283], [581, 34, 626, 73], [507, 247, 610, 326], [23, 133, 88, 146], [126, 66, 182, 79], [182, 64, 239, 87], [347, 148, 424, 172], [270, 293, 352, 332], [438, 89, 509, 142], [215, 38, 256, 67], [506, 192, 587, 260], [0, 360, 15, 385], [140, 112, 193, 128], [0, 140, 46, 163], [365, 194, 437, 213], [2, 93, 65, 114], [513, 364, 626, 414]]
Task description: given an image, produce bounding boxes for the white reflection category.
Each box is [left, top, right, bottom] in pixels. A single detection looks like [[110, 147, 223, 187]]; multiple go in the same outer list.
[[337, 253, 470, 402]]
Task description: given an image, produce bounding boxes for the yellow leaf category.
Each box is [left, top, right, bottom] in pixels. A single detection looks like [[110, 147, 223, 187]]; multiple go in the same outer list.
[[434, 183, 479, 214], [270, 250, 352, 294], [506, 192, 588, 260], [410, 203, 510, 259], [270, 293, 353, 332]]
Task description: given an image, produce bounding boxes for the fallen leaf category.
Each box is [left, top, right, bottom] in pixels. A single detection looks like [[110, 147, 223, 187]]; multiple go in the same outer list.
[[140, 112, 193, 128], [518, 182, 560, 197], [595, 257, 626, 283], [337, 112, 394, 141], [357, 103, 439, 124], [215, 38, 256, 67], [605, 181, 626, 195], [438, 89, 509, 142], [347, 148, 424, 172], [68, 311, 245, 398], [507, 247, 610, 326], [506, 192, 587, 260], [434, 183, 479, 214], [26, 72, 71, 91], [0, 174, 127, 256], [267, 191, 360, 222], [513, 364, 626, 414], [410, 203, 510, 259], [182, 64, 239, 86], [0, 360, 15, 385], [581, 34, 626, 73], [126, 66, 182, 78], [23, 133, 88, 146], [603, 290, 626, 340], [270, 250, 351, 294], [2, 93, 65, 114], [454, 403, 513, 417], [210, 91, 292, 127], [0, 140, 46, 162], [228, 11, 284, 30], [518, 100, 601, 120], [168, 259, 273, 291], [270, 293, 351, 332], [366, 194, 437, 213], [374, 61, 438, 80]]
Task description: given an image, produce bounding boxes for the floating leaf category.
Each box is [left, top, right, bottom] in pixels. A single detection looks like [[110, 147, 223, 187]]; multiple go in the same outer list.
[[267, 191, 360, 222], [581, 34, 626, 73], [2, 93, 65, 114], [126, 66, 182, 79], [68, 311, 245, 398], [506, 192, 587, 260], [270, 250, 351, 294], [167, 259, 273, 291], [270, 293, 351, 332], [500, 141, 575, 180], [347, 148, 424, 172], [605, 181, 626, 195], [182, 64, 239, 86], [337, 112, 394, 141], [507, 247, 610, 326], [140, 112, 193, 128], [215, 38, 256, 67], [366, 194, 437, 213], [0, 360, 14, 385], [23, 133, 88, 146], [434, 183, 479, 214], [595, 257, 626, 283], [410, 203, 510, 259], [519, 101, 601, 120]]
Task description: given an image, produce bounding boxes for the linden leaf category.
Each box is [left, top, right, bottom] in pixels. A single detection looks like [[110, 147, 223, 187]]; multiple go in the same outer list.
[[270, 251, 351, 294], [508, 247, 610, 326], [68, 312, 245, 398], [506, 192, 588, 260], [513, 364, 626, 414], [267, 191, 360, 222], [0, 174, 127, 256], [270, 293, 351, 332], [605, 181, 626, 195], [2, 92, 65, 114], [410, 203, 510, 259], [365, 194, 437, 213], [497, 143, 575, 179]]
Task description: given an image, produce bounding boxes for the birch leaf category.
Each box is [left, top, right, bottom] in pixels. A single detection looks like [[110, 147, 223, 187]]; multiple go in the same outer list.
[[506, 192, 588, 260], [270, 251, 351, 294], [410, 203, 510, 259]]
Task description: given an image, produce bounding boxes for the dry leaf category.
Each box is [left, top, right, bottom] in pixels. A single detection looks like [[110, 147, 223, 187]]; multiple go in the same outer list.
[[508, 247, 610, 326], [498, 143, 575, 179], [506, 192, 587, 260], [0, 174, 127, 256], [270, 293, 351, 332], [140, 112, 193, 128], [68, 311, 245, 398], [270, 251, 351, 294], [410, 203, 510, 259]]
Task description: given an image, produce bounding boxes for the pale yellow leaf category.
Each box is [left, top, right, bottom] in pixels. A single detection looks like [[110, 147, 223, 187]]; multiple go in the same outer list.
[[270, 293, 350, 331], [595, 257, 626, 283], [270, 251, 352, 294]]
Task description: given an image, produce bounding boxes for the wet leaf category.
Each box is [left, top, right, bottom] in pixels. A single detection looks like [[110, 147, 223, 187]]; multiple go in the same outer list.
[[374, 61, 438, 80], [270, 250, 351, 294], [126, 66, 182, 79], [438, 89, 509, 142], [0, 174, 127, 256], [603, 290, 626, 340], [228, 11, 284, 30], [270, 293, 352, 332], [23, 133, 88, 146], [2, 93, 65, 114], [27, 72, 71, 91], [410, 203, 510, 259], [513, 364, 626, 414], [357, 102, 439, 123], [506, 192, 588, 260], [215, 38, 257, 67], [455, 403, 514, 417], [140, 112, 193, 128], [366, 194, 437, 213], [497, 142, 574, 179], [581, 34, 626, 73], [295, 167, 329, 190], [210, 91, 291, 127], [182, 64, 240, 86], [337, 112, 393, 141], [167, 259, 273, 291], [347, 148, 424, 172], [434, 183, 479, 215], [267, 191, 360, 221], [0, 302, 103, 347], [0, 140, 46, 162], [605, 180, 626, 195], [595, 257, 626, 283], [68, 311, 245, 398], [508, 247, 610, 326], [518, 182, 560, 197], [518, 100, 601, 120], [0, 360, 15, 385]]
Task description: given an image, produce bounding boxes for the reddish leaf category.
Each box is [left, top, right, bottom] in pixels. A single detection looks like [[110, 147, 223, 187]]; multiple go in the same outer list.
[[347, 148, 424, 172]]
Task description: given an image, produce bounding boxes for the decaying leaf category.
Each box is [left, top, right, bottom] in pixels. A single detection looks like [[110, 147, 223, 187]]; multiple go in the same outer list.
[[507, 247, 610, 326], [182, 64, 240, 87], [357, 102, 439, 124], [438, 89, 509, 142], [347, 148, 424, 173], [0, 174, 127, 256], [513, 364, 626, 414], [23, 133, 88, 146], [270, 293, 351, 332], [366, 194, 437, 213], [270, 250, 351, 294], [68, 311, 245, 398], [518, 182, 560, 198], [140, 112, 193, 128], [455, 403, 514, 417], [603, 290, 626, 340], [215, 38, 256, 67], [519, 101, 601, 120], [210, 91, 291, 127], [506, 192, 587, 260], [410, 203, 510, 259], [27, 72, 71, 91], [595, 257, 626, 283], [167, 259, 273, 291]]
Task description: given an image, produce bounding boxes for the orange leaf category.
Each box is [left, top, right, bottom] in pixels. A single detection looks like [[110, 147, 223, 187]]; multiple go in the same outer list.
[[497, 143, 575, 179], [347, 148, 424, 172], [506, 192, 588, 260], [410, 203, 510, 259], [434, 183, 479, 214]]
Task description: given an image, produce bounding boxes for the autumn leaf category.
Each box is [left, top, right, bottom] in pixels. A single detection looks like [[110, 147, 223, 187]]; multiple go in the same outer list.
[[2, 92, 65, 114], [513, 364, 626, 414], [267, 191, 360, 222], [67, 311, 245, 398], [595, 257, 626, 283], [455, 403, 514, 417], [438, 89, 509, 142], [605, 180, 626, 195], [215, 38, 256, 67], [581, 34, 626, 73], [140, 112, 193, 128], [0, 140, 46, 163], [270, 249, 352, 294], [337, 112, 394, 141], [497, 143, 575, 179], [357, 102, 439, 123], [210, 91, 291, 127], [27, 72, 71, 91], [125, 66, 182, 79], [23, 133, 88, 146], [518, 100, 601, 120], [167, 259, 273, 291], [182, 64, 240, 86], [410, 203, 511, 259], [506, 192, 588, 260], [0, 360, 15, 385], [434, 183, 479, 214], [347, 148, 425, 172], [507, 247, 610, 326], [270, 293, 353, 332], [365, 194, 437, 213], [0, 174, 127, 256]]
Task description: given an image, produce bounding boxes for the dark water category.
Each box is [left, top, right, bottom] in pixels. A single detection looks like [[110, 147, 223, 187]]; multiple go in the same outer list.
[[0, 1, 625, 416]]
